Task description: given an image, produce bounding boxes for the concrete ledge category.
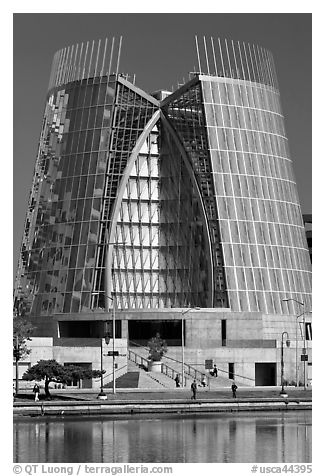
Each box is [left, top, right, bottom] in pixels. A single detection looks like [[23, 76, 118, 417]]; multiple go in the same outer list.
[[13, 398, 311, 417]]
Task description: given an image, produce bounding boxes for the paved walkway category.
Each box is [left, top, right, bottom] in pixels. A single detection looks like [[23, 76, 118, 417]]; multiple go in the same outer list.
[[14, 388, 311, 418], [64, 388, 312, 401], [15, 387, 312, 403]]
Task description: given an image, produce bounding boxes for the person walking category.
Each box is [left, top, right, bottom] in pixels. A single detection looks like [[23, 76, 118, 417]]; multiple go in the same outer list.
[[212, 365, 218, 377], [231, 381, 238, 398], [175, 374, 181, 388], [191, 380, 197, 400], [33, 383, 40, 402]]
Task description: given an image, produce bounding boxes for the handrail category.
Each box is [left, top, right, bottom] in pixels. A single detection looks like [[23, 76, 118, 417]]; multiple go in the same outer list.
[[128, 349, 150, 371], [129, 340, 210, 385], [129, 339, 255, 384], [205, 365, 255, 382], [161, 362, 188, 387], [128, 348, 188, 386], [94, 363, 128, 383]]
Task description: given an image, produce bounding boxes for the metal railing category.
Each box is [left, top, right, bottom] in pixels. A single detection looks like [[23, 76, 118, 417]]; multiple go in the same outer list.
[[128, 340, 255, 385], [128, 340, 208, 387], [128, 348, 189, 386], [94, 363, 128, 384], [128, 349, 150, 371], [181, 362, 209, 386], [161, 362, 188, 387]]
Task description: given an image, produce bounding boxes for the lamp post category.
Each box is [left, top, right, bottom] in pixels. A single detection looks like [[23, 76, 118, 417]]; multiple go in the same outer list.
[[107, 295, 116, 395], [181, 307, 200, 387], [282, 298, 305, 389], [91, 292, 117, 395], [98, 323, 110, 400], [280, 331, 290, 396], [103, 237, 124, 394], [92, 238, 124, 394]]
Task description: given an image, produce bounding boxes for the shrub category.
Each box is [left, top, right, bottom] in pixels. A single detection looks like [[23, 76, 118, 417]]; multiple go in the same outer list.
[[148, 333, 168, 362]]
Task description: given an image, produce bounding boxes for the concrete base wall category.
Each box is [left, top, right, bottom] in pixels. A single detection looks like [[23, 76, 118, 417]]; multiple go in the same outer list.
[[14, 338, 128, 390], [165, 345, 310, 387], [20, 309, 311, 388]]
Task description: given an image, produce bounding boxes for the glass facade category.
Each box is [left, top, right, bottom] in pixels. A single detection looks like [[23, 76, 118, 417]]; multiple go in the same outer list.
[[91, 80, 159, 310], [163, 82, 228, 308], [14, 38, 311, 322], [201, 77, 311, 313], [110, 122, 211, 309]]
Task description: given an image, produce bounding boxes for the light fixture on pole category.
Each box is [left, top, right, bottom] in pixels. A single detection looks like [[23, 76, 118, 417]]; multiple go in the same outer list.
[[97, 321, 110, 400], [102, 237, 124, 394], [106, 295, 116, 395], [91, 291, 117, 395], [181, 307, 200, 387], [282, 298, 305, 389], [280, 331, 290, 397]]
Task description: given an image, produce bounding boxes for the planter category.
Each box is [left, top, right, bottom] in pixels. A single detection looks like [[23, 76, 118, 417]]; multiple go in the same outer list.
[[148, 361, 162, 372]]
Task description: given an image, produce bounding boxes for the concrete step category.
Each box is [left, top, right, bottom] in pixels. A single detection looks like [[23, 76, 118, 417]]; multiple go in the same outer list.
[[146, 370, 178, 389], [137, 371, 168, 389], [129, 357, 177, 389], [128, 347, 238, 389]]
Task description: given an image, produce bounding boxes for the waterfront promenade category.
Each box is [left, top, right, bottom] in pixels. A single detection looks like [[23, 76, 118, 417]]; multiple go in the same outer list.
[[13, 387, 312, 417]]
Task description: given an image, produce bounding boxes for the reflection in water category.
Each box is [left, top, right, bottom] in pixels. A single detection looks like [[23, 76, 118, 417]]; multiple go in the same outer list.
[[14, 411, 311, 463]]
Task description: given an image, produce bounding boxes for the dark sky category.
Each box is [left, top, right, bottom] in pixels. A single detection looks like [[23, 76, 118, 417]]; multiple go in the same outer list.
[[13, 13, 312, 272]]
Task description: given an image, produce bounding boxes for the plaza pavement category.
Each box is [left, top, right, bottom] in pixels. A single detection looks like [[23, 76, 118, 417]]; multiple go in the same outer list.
[[50, 387, 312, 401], [13, 387, 312, 417]]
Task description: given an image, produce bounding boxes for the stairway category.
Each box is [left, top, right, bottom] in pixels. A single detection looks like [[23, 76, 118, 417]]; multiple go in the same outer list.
[[128, 345, 203, 388], [128, 358, 176, 389], [128, 344, 236, 389]]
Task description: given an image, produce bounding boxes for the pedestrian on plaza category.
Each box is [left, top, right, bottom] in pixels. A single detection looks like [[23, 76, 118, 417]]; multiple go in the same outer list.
[[33, 383, 40, 402], [231, 381, 238, 398], [212, 365, 218, 377], [191, 380, 197, 400], [201, 375, 207, 387], [175, 374, 181, 388]]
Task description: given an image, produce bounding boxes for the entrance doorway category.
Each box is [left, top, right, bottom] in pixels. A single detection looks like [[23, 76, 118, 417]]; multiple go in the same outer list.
[[128, 320, 182, 346], [255, 363, 276, 386]]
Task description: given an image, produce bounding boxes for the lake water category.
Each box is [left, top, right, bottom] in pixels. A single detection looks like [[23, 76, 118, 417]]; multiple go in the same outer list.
[[13, 410, 311, 463]]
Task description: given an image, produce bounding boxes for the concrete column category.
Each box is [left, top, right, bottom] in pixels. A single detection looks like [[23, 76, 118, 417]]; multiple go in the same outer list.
[[121, 319, 128, 340]]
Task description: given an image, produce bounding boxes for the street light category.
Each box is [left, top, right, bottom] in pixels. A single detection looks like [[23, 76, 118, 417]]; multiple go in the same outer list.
[[280, 331, 290, 397], [91, 238, 124, 395], [98, 322, 110, 400], [107, 295, 116, 395], [282, 298, 305, 389], [181, 307, 200, 387], [91, 292, 117, 395]]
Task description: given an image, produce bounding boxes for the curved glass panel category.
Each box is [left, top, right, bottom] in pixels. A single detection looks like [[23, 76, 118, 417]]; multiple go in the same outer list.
[[201, 76, 312, 313], [110, 123, 211, 309]]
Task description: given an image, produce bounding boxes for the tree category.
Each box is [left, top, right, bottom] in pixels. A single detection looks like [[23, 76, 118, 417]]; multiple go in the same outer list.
[[13, 315, 34, 360], [13, 314, 35, 395], [148, 333, 168, 362], [22, 359, 104, 399]]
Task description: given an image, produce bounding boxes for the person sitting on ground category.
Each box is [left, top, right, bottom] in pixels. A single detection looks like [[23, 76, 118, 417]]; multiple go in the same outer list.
[[201, 375, 207, 387]]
